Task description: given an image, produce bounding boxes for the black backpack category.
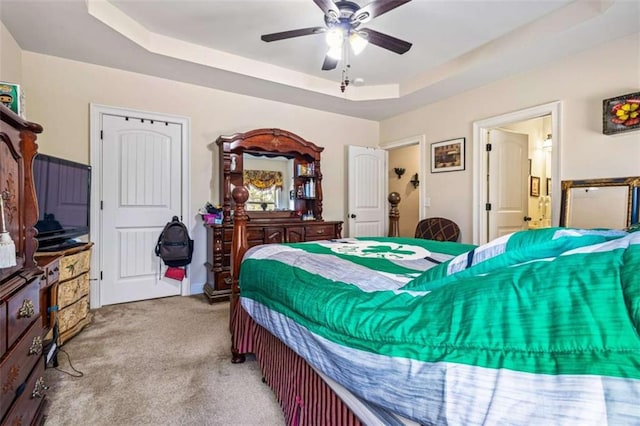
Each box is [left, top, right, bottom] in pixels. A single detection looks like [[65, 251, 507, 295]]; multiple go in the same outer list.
[[155, 216, 194, 267]]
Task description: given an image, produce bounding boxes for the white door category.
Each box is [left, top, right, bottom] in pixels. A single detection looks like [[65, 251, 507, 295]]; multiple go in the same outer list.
[[487, 129, 529, 241], [347, 145, 387, 237], [100, 114, 184, 305]]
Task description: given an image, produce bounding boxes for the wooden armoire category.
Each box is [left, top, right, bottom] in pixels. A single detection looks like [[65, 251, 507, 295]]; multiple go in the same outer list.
[[0, 103, 50, 424]]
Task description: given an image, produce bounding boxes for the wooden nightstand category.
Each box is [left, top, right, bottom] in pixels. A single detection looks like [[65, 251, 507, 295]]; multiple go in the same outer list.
[[35, 242, 93, 345]]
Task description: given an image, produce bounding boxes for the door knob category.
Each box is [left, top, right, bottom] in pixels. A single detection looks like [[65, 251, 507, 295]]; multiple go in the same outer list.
[[349, 214, 356, 219], [523, 216, 532, 221]]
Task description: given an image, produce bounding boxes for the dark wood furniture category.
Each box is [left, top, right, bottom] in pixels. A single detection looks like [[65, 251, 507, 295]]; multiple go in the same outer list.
[[414, 217, 461, 242], [0, 104, 49, 425], [35, 255, 60, 330], [203, 128, 343, 303]]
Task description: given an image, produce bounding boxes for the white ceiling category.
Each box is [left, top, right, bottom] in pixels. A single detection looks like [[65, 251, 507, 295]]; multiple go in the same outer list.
[[1, 0, 638, 120]]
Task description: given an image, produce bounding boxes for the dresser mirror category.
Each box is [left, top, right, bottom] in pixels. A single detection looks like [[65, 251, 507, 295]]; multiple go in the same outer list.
[[560, 176, 640, 229], [216, 128, 324, 223], [206, 128, 342, 302], [243, 153, 295, 211]]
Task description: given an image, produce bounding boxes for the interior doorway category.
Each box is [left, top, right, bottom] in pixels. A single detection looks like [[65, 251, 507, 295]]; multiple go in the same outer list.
[[382, 135, 426, 237], [473, 102, 561, 245]]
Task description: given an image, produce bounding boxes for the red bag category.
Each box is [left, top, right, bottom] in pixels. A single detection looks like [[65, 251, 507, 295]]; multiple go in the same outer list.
[[165, 266, 186, 281]]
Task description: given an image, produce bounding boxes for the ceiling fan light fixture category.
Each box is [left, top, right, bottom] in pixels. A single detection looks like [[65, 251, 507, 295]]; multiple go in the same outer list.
[[327, 45, 343, 60], [325, 27, 344, 48], [349, 31, 368, 55]]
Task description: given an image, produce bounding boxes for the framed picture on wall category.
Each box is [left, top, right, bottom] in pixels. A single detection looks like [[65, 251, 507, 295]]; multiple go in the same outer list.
[[530, 176, 541, 197], [0, 81, 21, 116], [602, 91, 640, 135], [431, 138, 465, 173], [546, 178, 551, 196]]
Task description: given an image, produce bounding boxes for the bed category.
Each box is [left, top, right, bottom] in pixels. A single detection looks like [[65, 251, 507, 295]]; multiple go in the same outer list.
[[228, 187, 640, 425]]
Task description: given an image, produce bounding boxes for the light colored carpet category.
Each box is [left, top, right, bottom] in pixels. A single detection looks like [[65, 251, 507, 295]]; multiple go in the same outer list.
[[44, 295, 284, 426]]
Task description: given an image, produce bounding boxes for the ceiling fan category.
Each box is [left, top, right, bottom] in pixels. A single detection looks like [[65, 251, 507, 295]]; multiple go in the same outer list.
[[260, 0, 413, 72]]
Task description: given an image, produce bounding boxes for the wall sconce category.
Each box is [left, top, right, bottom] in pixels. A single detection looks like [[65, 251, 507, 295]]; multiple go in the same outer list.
[[393, 167, 406, 179], [410, 173, 419, 188], [542, 133, 553, 150]]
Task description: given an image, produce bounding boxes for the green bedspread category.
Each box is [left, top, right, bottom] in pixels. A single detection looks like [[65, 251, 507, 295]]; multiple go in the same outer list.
[[239, 228, 640, 425]]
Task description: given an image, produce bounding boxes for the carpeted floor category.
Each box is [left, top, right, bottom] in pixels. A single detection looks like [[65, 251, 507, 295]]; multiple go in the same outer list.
[[44, 295, 284, 426]]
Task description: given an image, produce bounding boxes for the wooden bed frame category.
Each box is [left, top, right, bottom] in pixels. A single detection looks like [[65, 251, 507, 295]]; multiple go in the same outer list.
[[229, 187, 402, 424]]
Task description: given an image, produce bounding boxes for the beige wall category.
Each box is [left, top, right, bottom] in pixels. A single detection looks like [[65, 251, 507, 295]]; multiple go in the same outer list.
[[380, 32, 640, 243], [18, 52, 378, 288], [388, 145, 419, 237], [5, 24, 640, 284], [0, 22, 22, 83]]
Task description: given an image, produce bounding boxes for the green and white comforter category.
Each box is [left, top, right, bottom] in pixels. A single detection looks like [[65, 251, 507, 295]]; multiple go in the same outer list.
[[239, 229, 640, 425]]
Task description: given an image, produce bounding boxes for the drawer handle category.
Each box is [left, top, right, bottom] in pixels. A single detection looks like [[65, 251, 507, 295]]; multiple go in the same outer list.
[[32, 377, 48, 399], [18, 299, 35, 318], [224, 277, 232, 285], [29, 336, 43, 355], [49, 270, 55, 276], [316, 229, 325, 234]]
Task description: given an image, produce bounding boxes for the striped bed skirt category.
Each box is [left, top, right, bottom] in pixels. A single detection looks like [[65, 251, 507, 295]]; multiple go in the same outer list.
[[231, 301, 361, 426]]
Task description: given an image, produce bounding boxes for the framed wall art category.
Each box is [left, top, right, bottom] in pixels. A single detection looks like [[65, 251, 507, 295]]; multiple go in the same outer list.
[[431, 138, 465, 173], [0, 81, 21, 116], [530, 176, 541, 197], [546, 178, 551, 196], [603, 91, 640, 135]]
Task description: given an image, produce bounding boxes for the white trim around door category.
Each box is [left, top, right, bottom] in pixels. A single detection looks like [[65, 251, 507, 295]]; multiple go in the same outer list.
[[472, 101, 562, 245], [89, 104, 191, 309]]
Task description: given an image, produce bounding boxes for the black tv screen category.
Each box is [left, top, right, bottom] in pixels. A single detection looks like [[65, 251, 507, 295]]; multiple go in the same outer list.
[[33, 154, 91, 251]]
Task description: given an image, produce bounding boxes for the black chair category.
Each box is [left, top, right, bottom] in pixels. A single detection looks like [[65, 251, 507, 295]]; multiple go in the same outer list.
[[414, 217, 460, 242]]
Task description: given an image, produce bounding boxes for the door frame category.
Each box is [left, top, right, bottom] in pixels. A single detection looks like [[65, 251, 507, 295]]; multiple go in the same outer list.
[[472, 101, 562, 245], [89, 104, 191, 309], [380, 134, 426, 222]]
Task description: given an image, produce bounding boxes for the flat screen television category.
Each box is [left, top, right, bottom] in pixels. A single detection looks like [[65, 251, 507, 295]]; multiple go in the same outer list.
[[33, 154, 91, 252]]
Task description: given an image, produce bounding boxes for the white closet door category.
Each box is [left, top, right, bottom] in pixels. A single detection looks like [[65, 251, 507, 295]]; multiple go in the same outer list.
[[100, 114, 183, 305]]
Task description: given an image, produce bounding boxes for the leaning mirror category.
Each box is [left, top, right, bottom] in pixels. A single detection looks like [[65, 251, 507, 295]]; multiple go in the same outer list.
[[560, 176, 640, 229]]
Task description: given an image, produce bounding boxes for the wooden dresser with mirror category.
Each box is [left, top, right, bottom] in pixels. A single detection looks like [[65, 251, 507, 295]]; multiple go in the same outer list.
[[204, 128, 343, 302]]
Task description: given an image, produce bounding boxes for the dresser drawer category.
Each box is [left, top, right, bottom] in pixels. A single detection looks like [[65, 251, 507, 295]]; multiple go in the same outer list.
[[304, 224, 336, 241], [223, 226, 264, 242], [58, 296, 89, 335], [2, 358, 47, 426], [0, 320, 44, 421], [8, 278, 40, 349], [59, 249, 91, 281], [57, 272, 90, 309], [44, 258, 60, 287]]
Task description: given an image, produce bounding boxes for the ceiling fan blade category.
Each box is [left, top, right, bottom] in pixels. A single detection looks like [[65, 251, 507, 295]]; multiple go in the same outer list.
[[359, 28, 412, 54], [321, 55, 338, 71], [261, 27, 326, 42], [313, 0, 340, 21], [351, 0, 412, 25]]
